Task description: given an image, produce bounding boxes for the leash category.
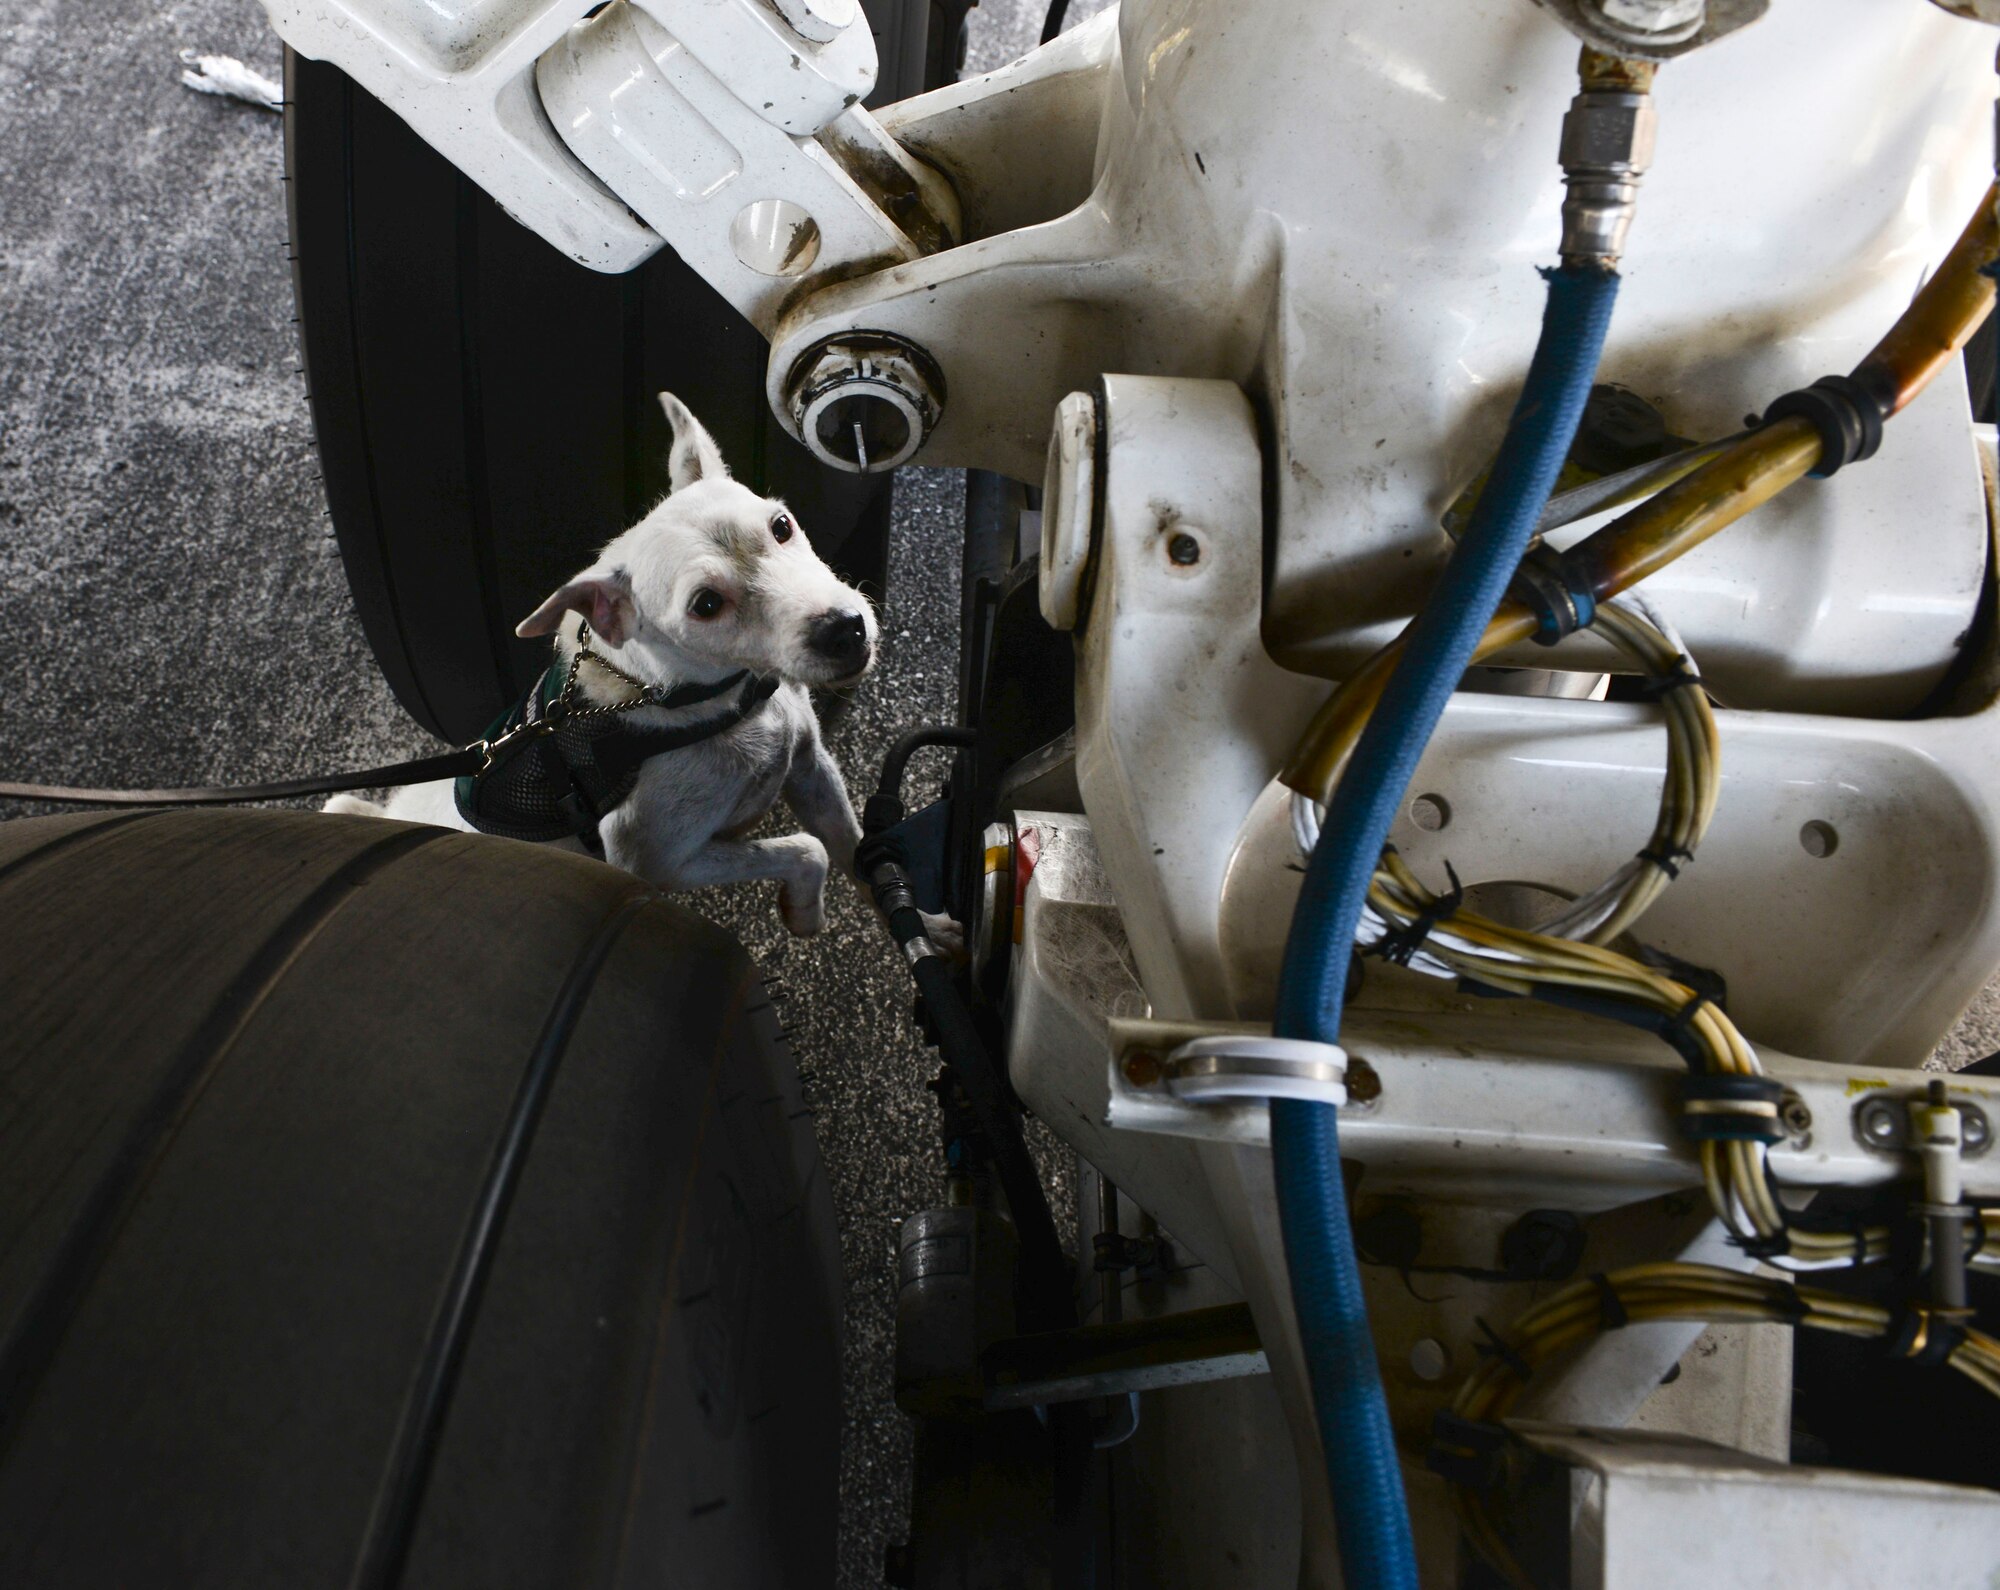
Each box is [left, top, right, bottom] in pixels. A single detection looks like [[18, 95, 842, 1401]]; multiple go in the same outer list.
[[0, 750, 487, 808], [0, 623, 765, 810]]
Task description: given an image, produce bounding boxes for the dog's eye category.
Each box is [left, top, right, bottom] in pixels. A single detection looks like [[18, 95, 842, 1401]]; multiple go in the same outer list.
[[771, 512, 794, 544], [688, 588, 726, 620]]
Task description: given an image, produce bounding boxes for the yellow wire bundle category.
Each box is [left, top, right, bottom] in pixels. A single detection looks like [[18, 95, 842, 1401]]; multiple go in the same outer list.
[[1442, 1263, 2000, 1587]]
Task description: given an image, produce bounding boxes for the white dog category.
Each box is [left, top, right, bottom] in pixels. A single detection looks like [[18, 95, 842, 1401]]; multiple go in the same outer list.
[[329, 392, 878, 937]]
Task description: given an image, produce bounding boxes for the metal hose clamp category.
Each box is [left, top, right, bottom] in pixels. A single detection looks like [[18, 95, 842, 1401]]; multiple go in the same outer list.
[[1163, 1034, 1349, 1107]]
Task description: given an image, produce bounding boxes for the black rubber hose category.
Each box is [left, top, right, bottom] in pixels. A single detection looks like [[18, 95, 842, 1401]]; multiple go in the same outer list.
[[872, 863, 1073, 1330], [861, 722, 1071, 1324], [874, 725, 978, 810]]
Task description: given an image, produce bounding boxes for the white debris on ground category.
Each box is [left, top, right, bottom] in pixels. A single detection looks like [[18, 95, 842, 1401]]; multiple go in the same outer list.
[[177, 51, 282, 112]]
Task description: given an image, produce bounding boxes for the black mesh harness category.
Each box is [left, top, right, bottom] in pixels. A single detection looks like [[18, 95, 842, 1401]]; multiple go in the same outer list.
[[454, 622, 780, 854]]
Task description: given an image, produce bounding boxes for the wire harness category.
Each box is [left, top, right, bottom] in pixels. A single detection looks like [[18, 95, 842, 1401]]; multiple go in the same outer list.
[[1283, 182, 2000, 810], [1434, 1262, 2000, 1588], [1293, 596, 1716, 948]]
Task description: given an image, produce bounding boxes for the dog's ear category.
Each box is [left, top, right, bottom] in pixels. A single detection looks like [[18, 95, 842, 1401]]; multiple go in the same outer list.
[[515, 568, 638, 645], [659, 391, 729, 491]]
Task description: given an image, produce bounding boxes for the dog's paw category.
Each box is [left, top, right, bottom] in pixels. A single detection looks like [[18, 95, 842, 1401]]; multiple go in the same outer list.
[[778, 879, 826, 937], [323, 794, 383, 817], [920, 910, 967, 961], [777, 835, 830, 936]]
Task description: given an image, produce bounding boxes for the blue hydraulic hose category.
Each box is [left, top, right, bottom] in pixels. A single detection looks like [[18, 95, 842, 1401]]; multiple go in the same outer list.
[[1271, 265, 1620, 1589]]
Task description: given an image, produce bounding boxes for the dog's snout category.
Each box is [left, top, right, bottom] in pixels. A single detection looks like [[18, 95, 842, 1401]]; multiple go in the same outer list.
[[808, 608, 871, 668]]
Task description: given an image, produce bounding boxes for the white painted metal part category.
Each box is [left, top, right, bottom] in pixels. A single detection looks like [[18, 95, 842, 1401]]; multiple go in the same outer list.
[[261, 0, 1994, 703], [1515, 1426, 2000, 1588], [765, 0, 1992, 714], [1002, 804, 1820, 1585], [257, 0, 960, 301], [1106, 1015, 2000, 1208], [1222, 689, 2000, 1071], [1029, 360, 2000, 1581], [260, 0, 663, 270], [536, 1, 963, 335], [1038, 389, 1098, 631]]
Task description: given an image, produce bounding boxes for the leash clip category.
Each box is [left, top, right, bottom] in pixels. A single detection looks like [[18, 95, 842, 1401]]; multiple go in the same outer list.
[[471, 717, 556, 774]]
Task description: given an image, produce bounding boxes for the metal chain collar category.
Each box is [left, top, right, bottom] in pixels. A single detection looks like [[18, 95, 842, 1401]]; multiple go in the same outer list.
[[471, 619, 685, 773]]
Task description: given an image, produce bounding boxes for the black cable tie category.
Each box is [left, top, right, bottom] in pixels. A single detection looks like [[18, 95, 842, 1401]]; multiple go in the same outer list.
[[1425, 1411, 1511, 1492], [1634, 945, 1729, 1012], [1636, 841, 1693, 880], [1634, 658, 1703, 701], [1657, 995, 1713, 1065], [1473, 1316, 1533, 1381], [1732, 1231, 1793, 1260], [1768, 1285, 1811, 1324], [1426, 1417, 1506, 1490], [1765, 1164, 1876, 1266], [1371, 861, 1465, 967], [1509, 545, 1597, 647], [1590, 1272, 1630, 1331], [1760, 373, 1886, 479]]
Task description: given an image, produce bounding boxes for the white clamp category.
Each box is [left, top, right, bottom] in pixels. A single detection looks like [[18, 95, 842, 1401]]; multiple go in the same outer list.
[[1163, 1034, 1348, 1108]]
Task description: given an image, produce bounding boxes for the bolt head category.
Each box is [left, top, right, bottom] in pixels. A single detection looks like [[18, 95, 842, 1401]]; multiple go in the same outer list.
[[1598, 0, 1704, 35], [1122, 1050, 1163, 1088], [1345, 1057, 1382, 1104], [1167, 531, 1201, 566], [1857, 1097, 1902, 1147], [1964, 1106, 1992, 1152]]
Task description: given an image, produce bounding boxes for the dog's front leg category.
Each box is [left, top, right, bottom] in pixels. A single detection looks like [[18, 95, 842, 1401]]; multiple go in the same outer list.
[[787, 729, 967, 957], [783, 729, 862, 878], [629, 831, 832, 937]]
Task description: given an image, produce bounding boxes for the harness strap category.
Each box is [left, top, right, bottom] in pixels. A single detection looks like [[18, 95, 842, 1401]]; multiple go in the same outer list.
[[455, 668, 783, 846], [587, 673, 782, 788], [643, 671, 752, 710]]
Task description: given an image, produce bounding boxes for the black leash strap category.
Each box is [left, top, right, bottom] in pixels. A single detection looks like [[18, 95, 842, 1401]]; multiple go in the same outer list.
[[0, 749, 486, 808], [0, 620, 770, 814]]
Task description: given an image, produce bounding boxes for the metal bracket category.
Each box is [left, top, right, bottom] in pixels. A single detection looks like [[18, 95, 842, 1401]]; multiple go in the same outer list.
[[1107, 1015, 2000, 1209], [980, 1303, 1268, 1411]]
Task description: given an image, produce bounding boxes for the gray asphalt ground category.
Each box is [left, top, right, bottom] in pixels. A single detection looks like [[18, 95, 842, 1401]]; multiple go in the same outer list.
[[2, 1, 1994, 1585]]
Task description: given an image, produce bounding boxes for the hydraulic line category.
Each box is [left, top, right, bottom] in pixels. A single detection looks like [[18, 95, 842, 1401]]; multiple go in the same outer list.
[[1272, 265, 1619, 1590], [1283, 181, 2000, 808], [858, 723, 1075, 1331], [1270, 55, 1645, 1586]]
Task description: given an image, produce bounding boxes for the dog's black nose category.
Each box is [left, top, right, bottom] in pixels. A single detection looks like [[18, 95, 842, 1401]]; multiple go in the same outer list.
[[808, 609, 871, 669]]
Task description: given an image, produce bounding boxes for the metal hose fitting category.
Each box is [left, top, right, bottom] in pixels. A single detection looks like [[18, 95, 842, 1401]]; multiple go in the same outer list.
[[1558, 56, 1658, 269]]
